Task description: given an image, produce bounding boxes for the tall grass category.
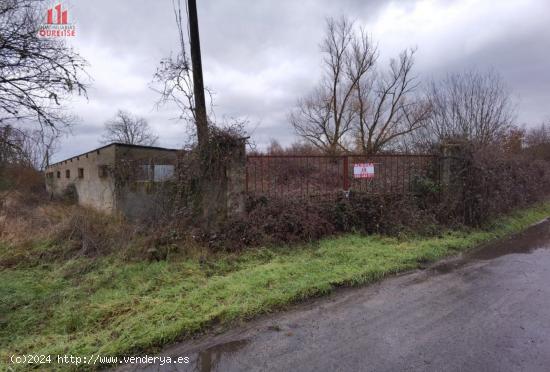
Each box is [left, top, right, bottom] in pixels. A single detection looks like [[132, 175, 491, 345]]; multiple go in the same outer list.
[[1, 202, 549, 370]]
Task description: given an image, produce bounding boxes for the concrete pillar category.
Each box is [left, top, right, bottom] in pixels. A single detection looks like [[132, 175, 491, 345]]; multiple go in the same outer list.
[[440, 141, 466, 189], [226, 138, 247, 218]]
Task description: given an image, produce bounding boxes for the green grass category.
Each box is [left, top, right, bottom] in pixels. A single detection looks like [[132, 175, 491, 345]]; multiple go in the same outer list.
[[1, 202, 550, 369]]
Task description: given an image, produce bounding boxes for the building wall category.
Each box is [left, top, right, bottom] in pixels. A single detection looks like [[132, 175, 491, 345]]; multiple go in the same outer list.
[[45, 144, 179, 216], [114, 146, 178, 219], [45, 145, 117, 212], [115, 146, 178, 163]]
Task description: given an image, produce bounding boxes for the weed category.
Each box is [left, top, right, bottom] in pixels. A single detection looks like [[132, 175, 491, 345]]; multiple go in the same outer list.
[[1, 202, 549, 369]]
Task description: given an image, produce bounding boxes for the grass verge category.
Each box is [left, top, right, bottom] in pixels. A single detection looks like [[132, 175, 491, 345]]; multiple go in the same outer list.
[[1, 202, 550, 369]]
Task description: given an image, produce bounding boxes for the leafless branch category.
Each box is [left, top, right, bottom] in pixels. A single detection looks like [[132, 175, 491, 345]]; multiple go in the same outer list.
[[0, 0, 88, 132], [290, 16, 377, 154], [150, 0, 214, 141], [412, 69, 516, 151], [100, 110, 158, 146]]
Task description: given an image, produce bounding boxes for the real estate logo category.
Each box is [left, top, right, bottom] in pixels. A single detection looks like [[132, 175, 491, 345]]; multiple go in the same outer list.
[[38, 2, 76, 38]]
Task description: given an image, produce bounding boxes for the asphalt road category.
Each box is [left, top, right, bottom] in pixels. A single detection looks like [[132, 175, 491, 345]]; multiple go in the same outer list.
[[119, 219, 550, 372]]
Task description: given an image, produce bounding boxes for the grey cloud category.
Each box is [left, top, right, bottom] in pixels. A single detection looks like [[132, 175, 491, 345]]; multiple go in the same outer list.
[[52, 0, 550, 161]]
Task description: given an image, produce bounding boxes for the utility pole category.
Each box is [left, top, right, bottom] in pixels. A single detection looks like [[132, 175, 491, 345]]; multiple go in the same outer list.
[[187, 0, 209, 148]]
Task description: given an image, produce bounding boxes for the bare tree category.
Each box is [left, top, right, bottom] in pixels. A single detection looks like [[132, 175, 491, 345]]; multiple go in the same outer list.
[[0, 0, 87, 130], [266, 138, 284, 155], [0, 125, 28, 166], [0, 0, 87, 175], [525, 122, 550, 148], [353, 49, 431, 155], [524, 122, 550, 160], [413, 69, 515, 150], [22, 126, 59, 169], [291, 17, 427, 155], [290, 17, 377, 154], [0, 123, 60, 171], [101, 110, 158, 146]]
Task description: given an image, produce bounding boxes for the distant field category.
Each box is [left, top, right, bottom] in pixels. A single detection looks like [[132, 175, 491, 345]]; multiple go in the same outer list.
[[2, 202, 550, 370]]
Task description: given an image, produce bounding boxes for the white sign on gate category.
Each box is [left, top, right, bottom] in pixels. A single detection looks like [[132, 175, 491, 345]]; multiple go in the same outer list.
[[353, 163, 375, 179]]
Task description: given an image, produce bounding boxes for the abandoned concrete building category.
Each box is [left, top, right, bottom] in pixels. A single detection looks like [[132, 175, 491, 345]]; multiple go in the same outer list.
[[45, 143, 179, 217]]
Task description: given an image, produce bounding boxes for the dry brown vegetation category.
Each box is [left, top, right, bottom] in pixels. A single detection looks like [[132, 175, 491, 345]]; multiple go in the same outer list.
[[2, 123, 550, 268], [0, 193, 127, 267], [0, 180, 198, 270]]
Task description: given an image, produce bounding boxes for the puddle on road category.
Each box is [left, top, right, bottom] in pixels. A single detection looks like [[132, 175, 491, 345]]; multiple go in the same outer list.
[[195, 339, 249, 372], [430, 261, 460, 274], [468, 219, 550, 260], [150, 220, 550, 371], [427, 219, 550, 276]]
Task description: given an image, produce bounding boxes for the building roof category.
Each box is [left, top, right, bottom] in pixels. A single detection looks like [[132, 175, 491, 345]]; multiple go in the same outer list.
[[47, 142, 180, 168]]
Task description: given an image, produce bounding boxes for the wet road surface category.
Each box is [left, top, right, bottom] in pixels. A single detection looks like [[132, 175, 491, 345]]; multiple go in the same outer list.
[[118, 219, 550, 372]]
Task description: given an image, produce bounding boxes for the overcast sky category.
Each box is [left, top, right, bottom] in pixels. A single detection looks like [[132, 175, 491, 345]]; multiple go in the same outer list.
[[52, 0, 550, 161]]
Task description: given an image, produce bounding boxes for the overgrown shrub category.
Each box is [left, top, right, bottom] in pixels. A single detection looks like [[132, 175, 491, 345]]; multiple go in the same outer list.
[[211, 197, 335, 251], [214, 141, 550, 250], [51, 208, 130, 258], [213, 192, 441, 251], [328, 192, 439, 236], [60, 183, 78, 204], [443, 144, 550, 226], [0, 165, 45, 204]]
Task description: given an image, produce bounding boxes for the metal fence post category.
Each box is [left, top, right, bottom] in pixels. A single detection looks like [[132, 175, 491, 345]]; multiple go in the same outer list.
[[343, 156, 350, 191], [245, 157, 249, 193]]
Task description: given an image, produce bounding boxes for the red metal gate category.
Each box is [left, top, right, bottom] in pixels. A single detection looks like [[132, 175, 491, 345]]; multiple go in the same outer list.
[[246, 154, 440, 199]]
